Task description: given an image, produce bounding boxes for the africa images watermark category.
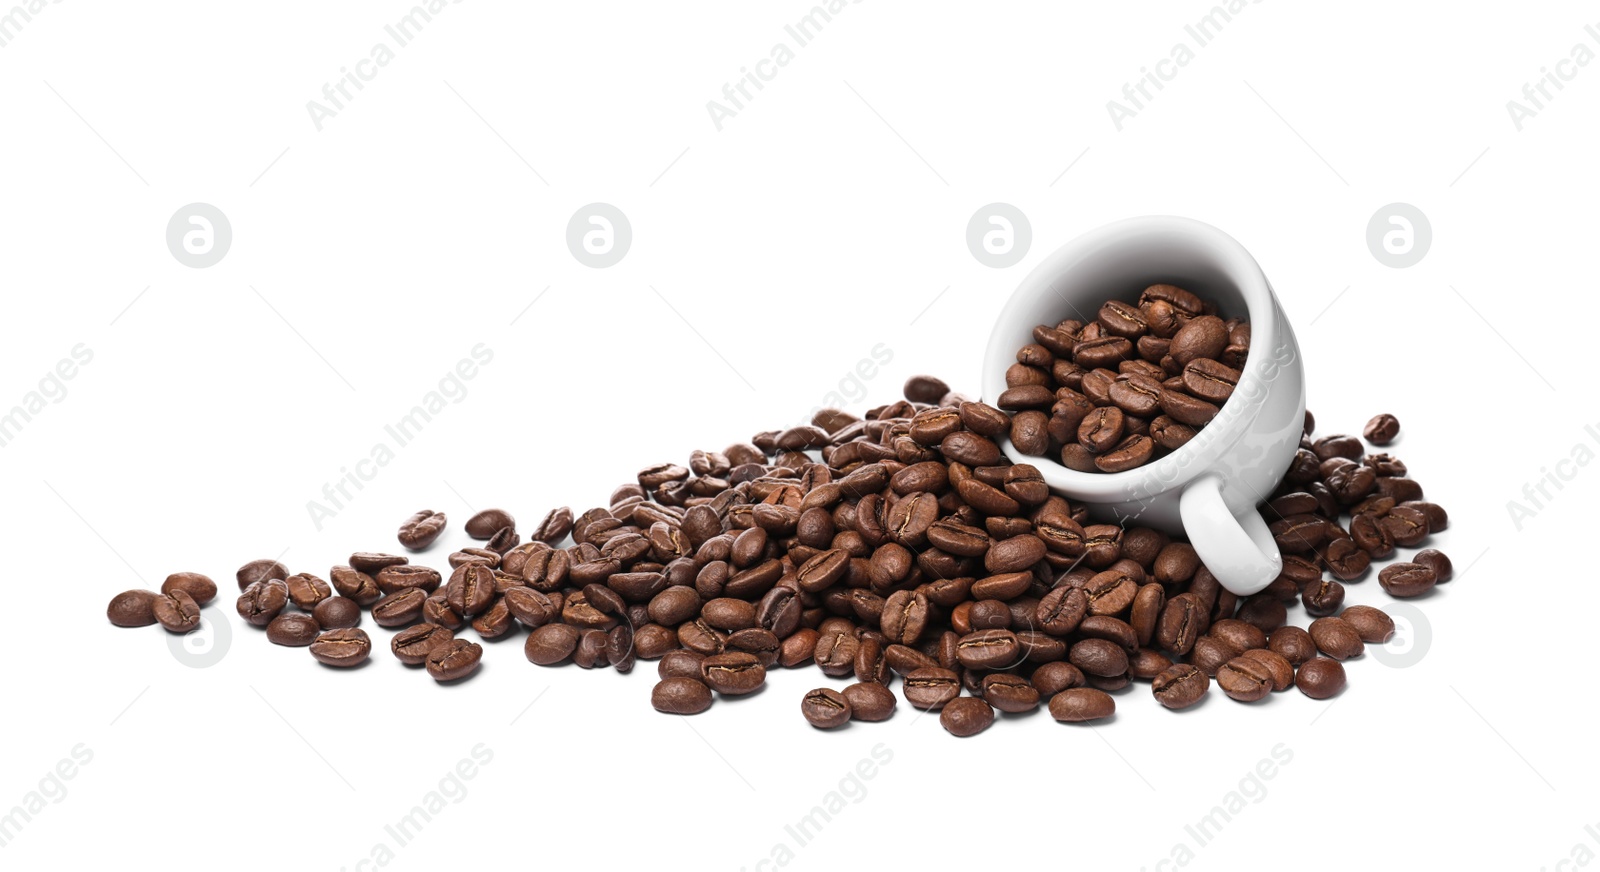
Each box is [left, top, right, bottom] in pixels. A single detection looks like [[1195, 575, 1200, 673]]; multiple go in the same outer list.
[[1505, 22, 1600, 131], [0, 0, 64, 49], [0, 344, 93, 451], [0, 744, 93, 850], [1505, 421, 1600, 532], [340, 743, 493, 872], [306, 0, 466, 131], [742, 743, 893, 871], [706, 0, 865, 131], [1106, 0, 1266, 131], [307, 343, 493, 530], [1141, 743, 1294, 872]]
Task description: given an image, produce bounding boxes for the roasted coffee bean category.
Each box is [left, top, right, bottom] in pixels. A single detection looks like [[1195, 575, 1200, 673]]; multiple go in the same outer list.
[[107, 590, 159, 627], [679, 619, 728, 656], [1379, 562, 1437, 598], [423, 594, 464, 630], [780, 628, 820, 668], [1413, 549, 1453, 583], [153, 590, 202, 633], [1239, 648, 1295, 692], [349, 552, 409, 574], [310, 628, 371, 668], [525, 623, 581, 665], [880, 590, 930, 646], [956, 630, 1021, 670], [940, 697, 995, 737], [1364, 414, 1400, 445], [1181, 359, 1240, 404], [1295, 657, 1346, 699], [702, 597, 758, 632], [634, 624, 679, 660], [1156, 593, 1204, 655], [1338, 605, 1395, 644], [1210, 619, 1267, 653], [237, 580, 288, 627], [653, 677, 713, 714], [426, 639, 483, 681], [982, 673, 1041, 713], [842, 682, 897, 721], [801, 688, 853, 728], [471, 599, 515, 639], [531, 507, 575, 545], [903, 375, 951, 405], [376, 565, 441, 595], [1190, 637, 1236, 677], [1151, 664, 1209, 710], [1048, 688, 1115, 723], [1301, 579, 1345, 617], [903, 667, 961, 710], [372, 588, 427, 627], [267, 613, 321, 647], [161, 572, 217, 607], [285, 573, 333, 610], [392, 624, 456, 665], [236, 558, 290, 591], [1069, 638, 1128, 677], [1268, 626, 1318, 665], [465, 508, 515, 540], [1217, 656, 1274, 702], [398, 509, 448, 551], [658, 650, 707, 681], [330, 566, 383, 606], [1308, 617, 1364, 660], [701, 652, 766, 695]]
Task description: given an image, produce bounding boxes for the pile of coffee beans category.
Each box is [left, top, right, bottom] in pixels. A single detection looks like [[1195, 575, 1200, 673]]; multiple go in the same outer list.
[[108, 373, 1450, 738], [1001, 284, 1249, 473]]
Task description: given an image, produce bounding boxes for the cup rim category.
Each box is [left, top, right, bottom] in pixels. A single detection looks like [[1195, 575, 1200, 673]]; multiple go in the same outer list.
[[981, 215, 1279, 502]]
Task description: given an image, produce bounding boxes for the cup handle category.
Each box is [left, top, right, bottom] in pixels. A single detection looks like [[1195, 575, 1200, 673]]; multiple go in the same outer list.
[[1178, 474, 1281, 597]]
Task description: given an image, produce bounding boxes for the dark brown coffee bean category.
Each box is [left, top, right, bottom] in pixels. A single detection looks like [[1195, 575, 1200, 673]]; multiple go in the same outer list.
[[1268, 626, 1318, 665], [1295, 657, 1346, 699], [161, 572, 217, 607], [1338, 605, 1395, 644], [842, 682, 897, 721], [634, 623, 678, 660], [904, 375, 950, 404], [349, 552, 408, 574], [1158, 389, 1219, 427], [1413, 549, 1453, 583], [398, 509, 448, 551], [525, 623, 581, 665], [955, 630, 1021, 670], [1095, 435, 1154, 472], [1301, 579, 1346, 617], [1031, 661, 1086, 697], [1308, 617, 1364, 660], [1190, 636, 1236, 677], [330, 566, 383, 606], [658, 650, 707, 680], [392, 624, 455, 665], [1085, 569, 1139, 616], [285, 573, 333, 610], [1181, 358, 1241, 404], [1379, 562, 1437, 597], [305, 597, 355, 630], [310, 628, 371, 667], [1239, 648, 1295, 692], [426, 639, 483, 681], [531, 507, 575, 545], [1217, 656, 1274, 702], [1156, 593, 1203, 655], [1048, 687, 1115, 722], [903, 667, 961, 710], [701, 652, 766, 695], [375, 564, 441, 595], [1364, 414, 1400, 445], [797, 549, 849, 593], [1069, 638, 1128, 677], [237, 580, 288, 627], [940, 697, 995, 737], [1151, 663, 1210, 710], [236, 558, 290, 590], [107, 590, 159, 627], [653, 677, 713, 714], [152, 590, 202, 633], [471, 599, 515, 639], [266, 613, 321, 647], [372, 588, 427, 627], [1210, 618, 1267, 653], [800, 688, 852, 728], [982, 673, 1041, 713], [465, 508, 515, 540]]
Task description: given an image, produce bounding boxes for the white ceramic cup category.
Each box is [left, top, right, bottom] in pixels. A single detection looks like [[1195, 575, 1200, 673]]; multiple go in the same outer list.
[[981, 216, 1305, 596]]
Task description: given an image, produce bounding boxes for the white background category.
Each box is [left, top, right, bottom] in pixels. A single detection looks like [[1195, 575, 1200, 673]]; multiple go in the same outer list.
[[2, 2, 1593, 869]]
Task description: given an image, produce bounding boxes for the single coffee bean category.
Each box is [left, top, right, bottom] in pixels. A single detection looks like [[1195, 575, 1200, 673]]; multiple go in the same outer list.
[[956, 630, 1021, 670], [652, 677, 713, 714], [1308, 617, 1364, 660], [842, 682, 897, 721], [658, 650, 707, 680], [285, 573, 333, 610], [446, 564, 498, 618], [801, 688, 853, 729], [903, 667, 961, 710], [1379, 562, 1437, 597], [397, 509, 448, 551], [1364, 413, 1400, 445], [375, 564, 442, 595], [1151, 664, 1209, 710], [425, 639, 483, 681], [1339, 605, 1396, 643], [107, 590, 158, 627], [465, 508, 515, 539], [152, 590, 202, 633], [1069, 638, 1129, 677], [372, 588, 427, 627], [1301, 579, 1346, 617], [1238, 648, 1295, 692], [904, 375, 950, 404], [471, 599, 515, 640], [236, 558, 290, 591], [940, 696, 995, 737], [237, 580, 288, 627], [525, 623, 582, 665], [349, 552, 409, 574], [1048, 688, 1116, 723], [701, 652, 766, 695], [309, 628, 371, 667], [1216, 656, 1274, 702], [266, 613, 321, 647], [531, 507, 575, 545], [330, 566, 383, 606], [161, 572, 217, 606], [392, 624, 456, 665], [982, 673, 1041, 713], [1295, 657, 1346, 699], [1031, 662, 1086, 697], [1413, 548, 1453, 583], [1268, 626, 1318, 666]]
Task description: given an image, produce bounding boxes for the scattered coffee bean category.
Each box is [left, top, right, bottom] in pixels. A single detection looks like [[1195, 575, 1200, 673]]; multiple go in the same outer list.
[[152, 590, 202, 633], [107, 590, 158, 627], [653, 677, 713, 714], [1295, 657, 1346, 699], [310, 628, 371, 667], [1364, 414, 1400, 445], [312, 596, 362, 630], [940, 696, 995, 737], [398, 509, 448, 551], [425, 639, 483, 681], [267, 613, 321, 647], [161, 572, 217, 606], [1048, 688, 1116, 722], [842, 682, 897, 721], [236, 558, 289, 591], [465, 509, 515, 540], [1151, 664, 1209, 710], [801, 688, 852, 728], [1379, 562, 1437, 598], [392, 624, 456, 665]]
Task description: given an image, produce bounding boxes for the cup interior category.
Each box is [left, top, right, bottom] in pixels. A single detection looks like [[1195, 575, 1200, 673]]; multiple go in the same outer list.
[[981, 216, 1279, 502]]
